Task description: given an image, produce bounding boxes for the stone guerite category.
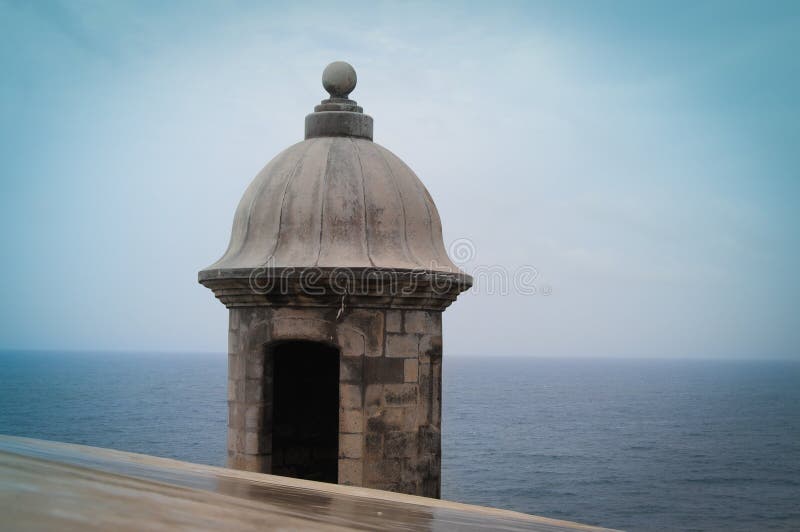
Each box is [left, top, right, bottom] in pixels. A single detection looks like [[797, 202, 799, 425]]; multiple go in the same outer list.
[[199, 61, 472, 497]]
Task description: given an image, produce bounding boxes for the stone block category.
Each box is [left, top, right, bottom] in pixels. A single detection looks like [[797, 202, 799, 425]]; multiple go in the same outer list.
[[418, 335, 442, 361], [404, 359, 418, 383], [418, 425, 441, 456], [245, 431, 271, 454], [342, 309, 384, 355], [365, 384, 383, 408], [272, 317, 332, 343], [245, 404, 269, 431], [337, 325, 365, 357], [228, 333, 239, 356], [244, 321, 270, 351], [340, 384, 362, 409], [228, 452, 270, 472], [367, 481, 401, 493], [228, 402, 244, 429], [365, 458, 401, 482], [339, 356, 363, 383], [384, 431, 415, 458], [385, 310, 402, 332], [432, 362, 442, 427], [245, 354, 264, 379], [228, 354, 244, 380], [272, 307, 330, 321], [365, 433, 382, 457], [364, 357, 404, 384], [386, 333, 419, 358], [338, 459, 363, 486], [414, 453, 440, 476], [403, 311, 431, 334], [227, 430, 245, 453], [227, 379, 243, 402], [241, 454, 270, 473], [383, 384, 417, 406], [396, 480, 419, 494], [367, 406, 416, 433], [229, 309, 241, 333], [417, 363, 431, 424], [339, 433, 363, 459], [226, 452, 246, 470], [339, 408, 363, 434], [245, 378, 265, 403]]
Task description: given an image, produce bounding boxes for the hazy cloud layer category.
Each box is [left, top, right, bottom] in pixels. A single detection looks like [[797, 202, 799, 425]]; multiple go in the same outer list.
[[1, 1, 798, 358]]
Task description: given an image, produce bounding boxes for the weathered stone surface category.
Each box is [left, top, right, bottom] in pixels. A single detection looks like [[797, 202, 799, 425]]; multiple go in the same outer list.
[[337, 458, 363, 486], [230, 453, 270, 472], [365, 433, 382, 456], [222, 306, 444, 496], [244, 322, 269, 351], [367, 406, 417, 433], [339, 434, 363, 459], [244, 405, 262, 431], [384, 432, 416, 458], [244, 379, 264, 403], [364, 384, 383, 409], [227, 430, 245, 454], [272, 317, 333, 342], [386, 333, 419, 358], [228, 402, 245, 429], [272, 307, 330, 321], [383, 384, 418, 406], [227, 379, 243, 402], [339, 409, 363, 434], [404, 359, 418, 383], [245, 431, 271, 454], [339, 356, 363, 383], [417, 363, 432, 424], [340, 384, 362, 409], [228, 355, 244, 381], [366, 458, 401, 482], [244, 348, 263, 376], [418, 425, 441, 456], [198, 136, 468, 276], [343, 309, 384, 356], [385, 310, 402, 333], [419, 335, 442, 362], [364, 357, 404, 384], [432, 362, 442, 427], [403, 311, 431, 334], [337, 325, 365, 357]]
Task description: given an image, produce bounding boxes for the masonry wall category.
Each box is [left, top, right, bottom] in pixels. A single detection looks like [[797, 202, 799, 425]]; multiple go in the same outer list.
[[226, 305, 444, 498]]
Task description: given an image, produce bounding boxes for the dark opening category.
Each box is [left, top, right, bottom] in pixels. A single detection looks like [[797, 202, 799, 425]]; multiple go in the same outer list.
[[271, 341, 340, 483]]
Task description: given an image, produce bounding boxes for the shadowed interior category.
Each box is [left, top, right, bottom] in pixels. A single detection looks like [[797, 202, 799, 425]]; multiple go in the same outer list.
[[270, 341, 340, 483]]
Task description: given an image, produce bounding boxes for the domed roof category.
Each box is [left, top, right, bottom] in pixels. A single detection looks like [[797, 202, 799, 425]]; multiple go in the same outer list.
[[200, 62, 468, 282]]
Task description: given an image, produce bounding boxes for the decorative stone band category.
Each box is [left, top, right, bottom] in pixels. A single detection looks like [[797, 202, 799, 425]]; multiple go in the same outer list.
[[305, 110, 373, 140], [198, 267, 472, 310], [313, 98, 363, 113]]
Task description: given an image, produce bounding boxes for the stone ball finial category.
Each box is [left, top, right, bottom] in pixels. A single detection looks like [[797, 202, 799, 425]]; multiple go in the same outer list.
[[322, 61, 357, 99]]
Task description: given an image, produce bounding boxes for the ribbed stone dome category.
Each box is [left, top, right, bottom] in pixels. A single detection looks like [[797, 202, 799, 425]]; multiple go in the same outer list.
[[200, 62, 468, 282], [203, 136, 461, 273]]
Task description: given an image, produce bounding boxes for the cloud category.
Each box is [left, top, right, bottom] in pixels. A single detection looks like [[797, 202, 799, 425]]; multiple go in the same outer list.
[[0, 1, 797, 358]]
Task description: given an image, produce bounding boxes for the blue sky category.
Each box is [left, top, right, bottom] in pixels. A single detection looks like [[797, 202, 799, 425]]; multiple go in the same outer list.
[[1, 0, 798, 358]]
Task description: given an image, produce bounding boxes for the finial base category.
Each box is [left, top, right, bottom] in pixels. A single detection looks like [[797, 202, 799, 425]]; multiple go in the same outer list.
[[305, 111, 373, 140], [314, 98, 363, 113]]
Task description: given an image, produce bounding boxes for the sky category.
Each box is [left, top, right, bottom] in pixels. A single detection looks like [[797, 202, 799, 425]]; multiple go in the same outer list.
[[1, 0, 798, 359]]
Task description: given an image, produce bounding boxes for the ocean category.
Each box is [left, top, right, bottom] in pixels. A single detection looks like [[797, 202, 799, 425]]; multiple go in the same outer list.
[[1, 351, 798, 531]]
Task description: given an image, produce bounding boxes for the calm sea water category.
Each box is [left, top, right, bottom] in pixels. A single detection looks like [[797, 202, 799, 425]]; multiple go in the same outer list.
[[1, 351, 798, 531]]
